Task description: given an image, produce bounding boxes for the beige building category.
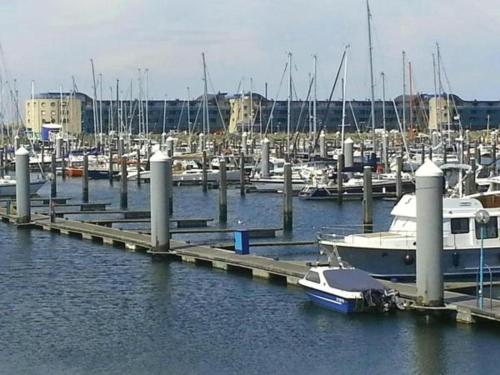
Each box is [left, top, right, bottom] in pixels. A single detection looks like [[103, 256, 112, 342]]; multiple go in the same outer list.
[[25, 96, 82, 136], [228, 94, 259, 133], [428, 97, 451, 130]]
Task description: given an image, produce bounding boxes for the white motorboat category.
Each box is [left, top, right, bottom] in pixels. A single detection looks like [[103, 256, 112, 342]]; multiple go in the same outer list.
[[299, 263, 398, 313], [0, 176, 46, 197], [318, 191, 500, 280]]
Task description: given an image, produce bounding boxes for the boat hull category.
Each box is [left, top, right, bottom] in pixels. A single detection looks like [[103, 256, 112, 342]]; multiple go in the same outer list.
[[320, 242, 500, 281], [88, 170, 118, 180], [0, 181, 46, 197], [303, 287, 363, 313], [65, 167, 83, 177], [299, 181, 414, 199]]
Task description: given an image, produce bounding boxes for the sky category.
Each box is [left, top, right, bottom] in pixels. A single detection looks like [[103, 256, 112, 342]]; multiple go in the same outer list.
[[0, 0, 499, 102]]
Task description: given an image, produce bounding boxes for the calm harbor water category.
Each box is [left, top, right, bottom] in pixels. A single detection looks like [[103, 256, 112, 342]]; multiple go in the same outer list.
[[1, 176, 500, 374]]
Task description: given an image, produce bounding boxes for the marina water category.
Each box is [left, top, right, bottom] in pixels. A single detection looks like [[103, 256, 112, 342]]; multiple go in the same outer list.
[[1, 177, 500, 374]]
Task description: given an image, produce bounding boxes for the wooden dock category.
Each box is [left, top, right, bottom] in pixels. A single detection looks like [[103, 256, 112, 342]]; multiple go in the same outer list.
[[1, 204, 500, 325]]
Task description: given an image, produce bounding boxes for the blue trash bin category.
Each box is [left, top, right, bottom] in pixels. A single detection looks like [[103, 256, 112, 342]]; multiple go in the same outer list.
[[234, 230, 250, 255]]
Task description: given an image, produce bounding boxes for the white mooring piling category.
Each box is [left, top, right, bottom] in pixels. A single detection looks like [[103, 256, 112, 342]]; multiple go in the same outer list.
[[55, 135, 63, 159], [260, 138, 270, 179], [15, 147, 30, 224], [108, 147, 114, 185], [150, 151, 171, 252], [82, 153, 89, 203], [283, 162, 293, 232], [219, 158, 227, 223], [118, 137, 125, 158], [396, 155, 402, 199], [199, 133, 205, 152], [363, 165, 373, 231], [202, 150, 208, 193], [240, 152, 246, 196], [337, 153, 344, 203], [14, 135, 20, 151], [166, 136, 174, 158], [241, 131, 248, 155], [416, 159, 444, 307], [344, 137, 354, 168], [161, 132, 167, 150], [120, 156, 128, 209], [382, 133, 389, 171], [50, 153, 57, 198], [319, 130, 326, 158]]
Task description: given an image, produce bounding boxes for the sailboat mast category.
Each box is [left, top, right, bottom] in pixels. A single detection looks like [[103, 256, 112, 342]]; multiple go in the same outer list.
[[145, 68, 149, 136], [402, 51, 407, 134], [250, 77, 254, 138], [109, 86, 114, 133], [408, 61, 413, 133], [115, 79, 119, 135], [90, 58, 98, 144], [202, 52, 209, 135], [137, 69, 142, 135], [287, 51, 292, 159], [436, 43, 443, 95], [187, 86, 191, 135], [59, 85, 64, 135], [99, 73, 103, 140], [381, 72, 386, 132], [341, 48, 349, 152], [432, 53, 438, 134], [308, 72, 312, 136], [366, 0, 376, 142], [162, 95, 167, 134], [313, 54, 318, 137]]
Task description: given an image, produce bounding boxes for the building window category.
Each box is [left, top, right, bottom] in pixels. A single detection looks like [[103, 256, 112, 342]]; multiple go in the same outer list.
[[451, 218, 469, 234], [475, 216, 498, 239], [51, 102, 56, 107]]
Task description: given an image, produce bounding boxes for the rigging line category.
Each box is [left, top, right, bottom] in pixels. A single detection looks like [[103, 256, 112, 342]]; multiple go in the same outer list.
[[440, 55, 463, 133], [348, 101, 361, 135], [392, 98, 414, 176], [175, 100, 186, 132], [206, 68, 227, 131], [294, 75, 314, 134], [189, 101, 203, 135], [263, 61, 289, 136], [319, 45, 348, 129]]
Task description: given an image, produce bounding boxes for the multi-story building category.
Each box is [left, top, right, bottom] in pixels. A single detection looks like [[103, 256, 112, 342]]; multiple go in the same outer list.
[[428, 95, 500, 131], [25, 92, 83, 136], [25, 92, 500, 136]]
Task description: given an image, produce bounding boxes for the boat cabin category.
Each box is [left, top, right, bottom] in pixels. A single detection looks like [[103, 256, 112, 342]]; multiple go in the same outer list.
[[389, 192, 500, 248]]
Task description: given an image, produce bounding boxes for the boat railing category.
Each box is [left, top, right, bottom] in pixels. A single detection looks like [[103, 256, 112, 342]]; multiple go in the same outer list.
[[317, 226, 417, 247], [316, 225, 370, 241]]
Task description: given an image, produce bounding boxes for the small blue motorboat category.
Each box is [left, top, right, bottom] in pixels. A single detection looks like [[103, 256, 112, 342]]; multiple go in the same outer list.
[[299, 263, 398, 314]]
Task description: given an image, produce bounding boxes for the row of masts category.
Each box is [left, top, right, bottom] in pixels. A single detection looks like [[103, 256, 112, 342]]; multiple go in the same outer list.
[[0, 1, 463, 150]]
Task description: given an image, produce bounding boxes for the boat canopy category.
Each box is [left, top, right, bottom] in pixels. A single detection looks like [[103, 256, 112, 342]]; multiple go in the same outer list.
[[323, 268, 384, 292]]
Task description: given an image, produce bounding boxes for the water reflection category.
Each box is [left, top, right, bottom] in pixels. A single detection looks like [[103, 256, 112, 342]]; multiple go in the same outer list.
[[413, 316, 446, 374]]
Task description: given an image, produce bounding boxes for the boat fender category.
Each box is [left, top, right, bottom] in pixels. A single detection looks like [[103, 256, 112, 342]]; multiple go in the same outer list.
[[452, 252, 460, 268], [403, 253, 414, 265]]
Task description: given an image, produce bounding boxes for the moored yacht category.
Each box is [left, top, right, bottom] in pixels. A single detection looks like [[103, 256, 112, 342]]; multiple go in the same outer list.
[[318, 191, 500, 280]]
